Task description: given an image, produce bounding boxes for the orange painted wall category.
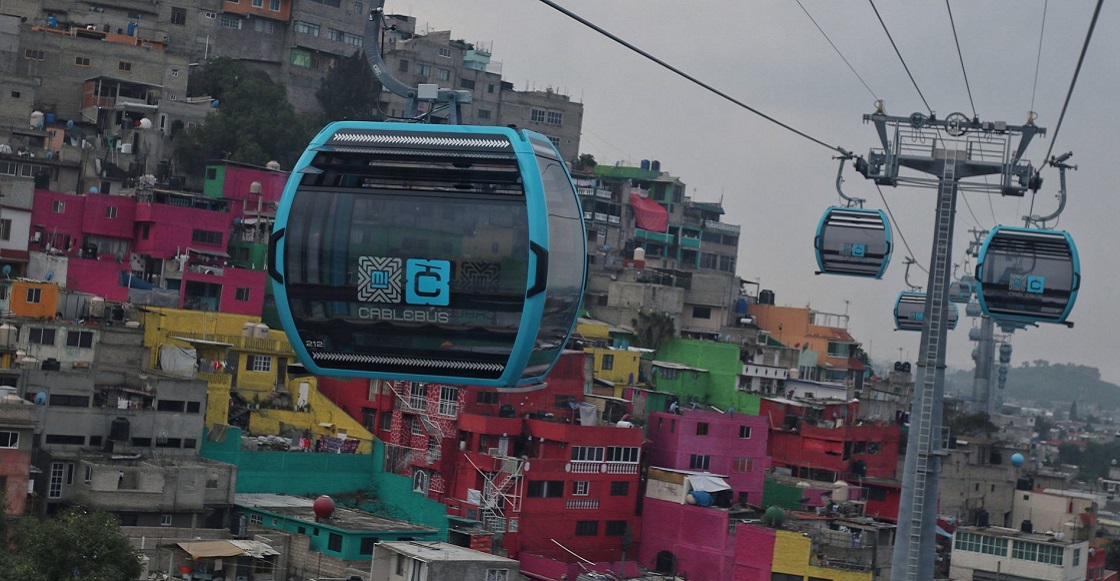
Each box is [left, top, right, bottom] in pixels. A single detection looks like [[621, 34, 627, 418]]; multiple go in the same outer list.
[[10, 281, 60, 319]]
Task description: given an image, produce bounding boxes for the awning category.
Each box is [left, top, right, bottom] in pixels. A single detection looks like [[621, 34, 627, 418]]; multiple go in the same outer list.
[[187, 247, 230, 259], [177, 540, 279, 560], [688, 474, 732, 493], [652, 360, 708, 373], [170, 336, 234, 347]]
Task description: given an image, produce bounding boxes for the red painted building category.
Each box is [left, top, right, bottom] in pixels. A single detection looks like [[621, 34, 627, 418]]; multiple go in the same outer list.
[[761, 396, 900, 482], [0, 394, 36, 516], [320, 351, 646, 570]]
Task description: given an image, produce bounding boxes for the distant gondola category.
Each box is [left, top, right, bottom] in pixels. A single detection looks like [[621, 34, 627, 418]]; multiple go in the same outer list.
[[814, 207, 892, 278], [894, 291, 959, 332], [974, 226, 1079, 325]]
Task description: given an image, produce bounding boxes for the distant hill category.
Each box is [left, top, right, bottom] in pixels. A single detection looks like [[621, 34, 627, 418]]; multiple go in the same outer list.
[[945, 361, 1120, 410]]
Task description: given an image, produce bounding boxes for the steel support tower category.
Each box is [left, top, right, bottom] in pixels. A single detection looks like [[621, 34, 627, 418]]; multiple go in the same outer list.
[[856, 106, 1043, 581]]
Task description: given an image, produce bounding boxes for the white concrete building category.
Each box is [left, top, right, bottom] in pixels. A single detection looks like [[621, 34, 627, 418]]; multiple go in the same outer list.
[[950, 525, 1088, 581]]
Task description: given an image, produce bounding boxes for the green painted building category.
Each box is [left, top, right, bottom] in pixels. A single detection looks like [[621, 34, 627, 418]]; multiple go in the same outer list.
[[654, 338, 761, 414]]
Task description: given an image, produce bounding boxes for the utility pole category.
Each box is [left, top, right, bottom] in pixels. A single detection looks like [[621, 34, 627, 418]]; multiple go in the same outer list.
[[856, 104, 1044, 581]]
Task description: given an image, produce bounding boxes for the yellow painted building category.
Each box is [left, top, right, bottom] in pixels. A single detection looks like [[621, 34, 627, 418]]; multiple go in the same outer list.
[[139, 307, 372, 452], [584, 346, 642, 387], [772, 529, 872, 581]]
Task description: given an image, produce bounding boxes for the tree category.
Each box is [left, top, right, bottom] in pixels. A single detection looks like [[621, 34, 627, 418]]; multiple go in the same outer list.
[[1, 507, 142, 581], [631, 311, 675, 351], [317, 50, 382, 122], [574, 153, 598, 171], [175, 58, 317, 175]]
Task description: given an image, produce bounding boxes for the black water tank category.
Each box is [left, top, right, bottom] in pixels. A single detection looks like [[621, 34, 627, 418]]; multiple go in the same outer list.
[[1016, 476, 1034, 491], [1021, 519, 1034, 533], [168, 176, 185, 190], [759, 289, 775, 305], [976, 509, 990, 527], [109, 417, 131, 442], [498, 404, 515, 418], [41, 358, 61, 371]]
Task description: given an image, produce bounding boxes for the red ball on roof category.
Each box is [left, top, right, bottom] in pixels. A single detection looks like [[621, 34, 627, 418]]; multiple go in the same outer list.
[[313, 495, 335, 520]]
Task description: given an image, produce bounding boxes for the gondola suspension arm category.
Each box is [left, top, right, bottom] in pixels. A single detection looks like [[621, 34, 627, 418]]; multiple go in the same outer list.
[[1024, 152, 1075, 228]]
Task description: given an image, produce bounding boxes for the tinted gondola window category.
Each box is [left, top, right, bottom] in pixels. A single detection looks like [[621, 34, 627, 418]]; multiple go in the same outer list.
[[283, 186, 530, 380], [525, 151, 585, 377]]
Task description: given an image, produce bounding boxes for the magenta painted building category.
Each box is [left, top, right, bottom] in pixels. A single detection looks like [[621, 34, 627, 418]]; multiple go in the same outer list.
[[646, 409, 771, 506], [733, 524, 776, 581], [639, 498, 739, 580], [64, 258, 131, 302], [30, 186, 266, 316]]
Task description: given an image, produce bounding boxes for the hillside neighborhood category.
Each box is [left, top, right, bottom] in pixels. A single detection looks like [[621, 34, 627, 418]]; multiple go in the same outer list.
[[0, 2, 1115, 581]]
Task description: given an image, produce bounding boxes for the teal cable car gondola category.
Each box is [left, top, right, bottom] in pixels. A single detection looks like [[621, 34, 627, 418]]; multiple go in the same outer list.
[[267, 121, 587, 387], [974, 226, 1079, 325], [814, 207, 893, 278], [894, 291, 959, 332]]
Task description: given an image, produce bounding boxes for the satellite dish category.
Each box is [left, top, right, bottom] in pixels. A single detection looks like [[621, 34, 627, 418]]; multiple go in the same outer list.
[[2, 265, 11, 278], [45, 271, 54, 281]]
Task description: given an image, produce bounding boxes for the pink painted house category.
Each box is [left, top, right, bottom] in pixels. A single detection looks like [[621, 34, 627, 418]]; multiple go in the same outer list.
[[646, 409, 771, 506], [733, 524, 776, 581], [29, 187, 265, 316]]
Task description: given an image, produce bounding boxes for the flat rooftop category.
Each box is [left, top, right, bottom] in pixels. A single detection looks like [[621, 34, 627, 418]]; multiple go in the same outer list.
[[235, 493, 436, 534]]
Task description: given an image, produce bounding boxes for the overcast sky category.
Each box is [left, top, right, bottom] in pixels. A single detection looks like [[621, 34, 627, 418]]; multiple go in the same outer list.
[[391, 1, 1120, 383]]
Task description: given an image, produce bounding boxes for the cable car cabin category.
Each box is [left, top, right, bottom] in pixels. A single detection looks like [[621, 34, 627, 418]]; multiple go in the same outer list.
[[814, 207, 892, 278], [948, 280, 972, 304], [893, 291, 959, 332], [975, 226, 1080, 325], [267, 121, 587, 388]]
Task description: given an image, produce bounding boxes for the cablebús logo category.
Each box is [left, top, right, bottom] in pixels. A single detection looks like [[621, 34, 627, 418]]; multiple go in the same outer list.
[[358, 256, 451, 306]]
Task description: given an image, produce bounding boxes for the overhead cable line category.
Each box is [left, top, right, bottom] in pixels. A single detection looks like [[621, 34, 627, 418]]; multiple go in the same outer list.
[[795, 0, 878, 101], [1029, 0, 1049, 114], [533, 0, 845, 154], [875, 183, 927, 274], [1032, 0, 1102, 219], [869, 0, 933, 116], [944, 0, 977, 119], [1043, 0, 1102, 163], [959, 189, 983, 229]]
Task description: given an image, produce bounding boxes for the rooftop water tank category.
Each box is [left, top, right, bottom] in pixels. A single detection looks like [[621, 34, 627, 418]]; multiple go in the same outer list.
[[253, 323, 270, 338], [0, 323, 16, 348]]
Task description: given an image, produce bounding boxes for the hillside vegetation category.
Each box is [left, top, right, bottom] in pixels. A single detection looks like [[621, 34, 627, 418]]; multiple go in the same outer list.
[[946, 361, 1120, 410]]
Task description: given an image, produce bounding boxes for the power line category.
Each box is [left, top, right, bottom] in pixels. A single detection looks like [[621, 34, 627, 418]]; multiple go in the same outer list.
[[796, 0, 878, 101], [875, 183, 927, 274], [869, 0, 933, 115], [1029, 0, 1049, 114], [533, 0, 845, 154], [944, 0, 977, 119]]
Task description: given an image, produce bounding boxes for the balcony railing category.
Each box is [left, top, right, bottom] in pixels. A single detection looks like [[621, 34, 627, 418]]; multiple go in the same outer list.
[[565, 498, 600, 510], [567, 462, 640, 475]]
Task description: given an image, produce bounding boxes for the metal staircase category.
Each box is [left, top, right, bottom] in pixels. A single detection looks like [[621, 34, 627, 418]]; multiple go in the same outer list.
[[464, 449, 525, 533]]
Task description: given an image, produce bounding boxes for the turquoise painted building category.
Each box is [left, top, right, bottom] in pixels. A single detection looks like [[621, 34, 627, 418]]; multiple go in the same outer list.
[[234, 493, 440, 561], [202, 428, 450, 538]]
